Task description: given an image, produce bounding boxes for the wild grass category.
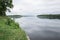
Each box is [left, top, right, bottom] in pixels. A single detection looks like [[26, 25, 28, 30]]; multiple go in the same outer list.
[[0, 16, 27, 40]]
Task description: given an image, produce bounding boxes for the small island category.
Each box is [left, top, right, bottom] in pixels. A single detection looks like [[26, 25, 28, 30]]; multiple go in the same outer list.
[[37, 14, 60, 19]]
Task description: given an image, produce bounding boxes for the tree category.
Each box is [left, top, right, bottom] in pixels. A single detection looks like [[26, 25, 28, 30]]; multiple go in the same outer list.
[[0, 0, 13, 16]]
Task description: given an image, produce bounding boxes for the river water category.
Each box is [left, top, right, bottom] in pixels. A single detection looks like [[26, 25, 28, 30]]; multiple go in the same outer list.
[[15, 16, 60, 40]]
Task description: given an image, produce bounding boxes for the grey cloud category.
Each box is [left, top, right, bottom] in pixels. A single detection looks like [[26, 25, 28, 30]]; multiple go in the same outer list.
[[11, 0, 60, 15]]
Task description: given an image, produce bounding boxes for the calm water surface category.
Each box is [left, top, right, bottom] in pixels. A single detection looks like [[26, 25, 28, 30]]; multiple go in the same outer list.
[[15, 17, 60, 40]]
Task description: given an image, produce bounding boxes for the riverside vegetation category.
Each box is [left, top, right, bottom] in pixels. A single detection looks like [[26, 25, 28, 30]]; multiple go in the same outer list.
[[0, 0, 28, 40], [0, 16, 28, 40]]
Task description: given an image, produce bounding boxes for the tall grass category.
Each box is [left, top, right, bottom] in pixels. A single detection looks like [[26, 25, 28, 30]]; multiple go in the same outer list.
[[0, 16, 27, 40]]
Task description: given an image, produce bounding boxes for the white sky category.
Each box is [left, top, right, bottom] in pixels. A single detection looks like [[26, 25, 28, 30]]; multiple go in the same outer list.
[[7, 0, 60, 15]]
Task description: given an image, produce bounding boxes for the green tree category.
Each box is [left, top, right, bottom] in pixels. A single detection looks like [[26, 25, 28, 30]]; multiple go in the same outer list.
[[0, 0, 13, 16]]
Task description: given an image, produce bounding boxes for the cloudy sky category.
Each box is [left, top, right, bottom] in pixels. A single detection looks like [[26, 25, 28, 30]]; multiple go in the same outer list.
[[7, 0, 60, 15]]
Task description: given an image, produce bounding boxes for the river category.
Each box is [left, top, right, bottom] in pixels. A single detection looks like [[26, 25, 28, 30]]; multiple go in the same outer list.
[[15, 16, 60, 40]]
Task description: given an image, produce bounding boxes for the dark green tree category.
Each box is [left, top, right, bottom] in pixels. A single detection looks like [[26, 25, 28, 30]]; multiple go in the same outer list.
[[0, 0, 13, 16]]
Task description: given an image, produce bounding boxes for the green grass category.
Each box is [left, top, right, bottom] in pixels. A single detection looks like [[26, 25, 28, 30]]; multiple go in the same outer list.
[[0, 16, 28, 40]]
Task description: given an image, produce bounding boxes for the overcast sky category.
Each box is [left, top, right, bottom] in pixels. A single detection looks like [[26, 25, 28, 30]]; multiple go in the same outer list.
[[7, 0, 60, 15]]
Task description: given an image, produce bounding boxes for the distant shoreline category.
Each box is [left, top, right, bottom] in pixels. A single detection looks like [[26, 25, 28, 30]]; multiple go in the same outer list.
[[37, 14, 60, 19], [7, 15, 22, 18]]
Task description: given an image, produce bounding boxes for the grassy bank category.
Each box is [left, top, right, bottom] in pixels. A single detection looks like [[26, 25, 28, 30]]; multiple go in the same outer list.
[[37, 14, 60, 19], [0, 16, 27, 40]]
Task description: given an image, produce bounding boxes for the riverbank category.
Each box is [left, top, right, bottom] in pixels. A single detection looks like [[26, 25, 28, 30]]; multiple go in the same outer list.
[[0, 16, 28, 40]]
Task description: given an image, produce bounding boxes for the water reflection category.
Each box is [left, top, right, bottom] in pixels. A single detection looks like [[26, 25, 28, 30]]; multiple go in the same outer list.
[[15, 17, 60, 40]]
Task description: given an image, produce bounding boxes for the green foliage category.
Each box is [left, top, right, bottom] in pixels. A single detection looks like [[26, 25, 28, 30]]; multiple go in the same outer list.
[[0, 0, 13, 16]]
